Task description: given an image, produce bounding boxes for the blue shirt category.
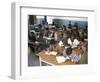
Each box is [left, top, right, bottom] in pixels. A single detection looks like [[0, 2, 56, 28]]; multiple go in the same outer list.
[[63, 49, 68, 57], [63, 49, 80, 62], [70, 54, 80, 62]]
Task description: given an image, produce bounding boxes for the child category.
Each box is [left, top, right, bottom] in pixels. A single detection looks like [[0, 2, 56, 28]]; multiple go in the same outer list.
[[70, 48, 81, 63], [63, 47, 72, 59]]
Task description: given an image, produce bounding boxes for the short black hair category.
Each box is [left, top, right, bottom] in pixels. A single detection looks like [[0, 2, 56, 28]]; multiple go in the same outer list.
[[66, 47, 72, 55], [50, 39, 56, 45]]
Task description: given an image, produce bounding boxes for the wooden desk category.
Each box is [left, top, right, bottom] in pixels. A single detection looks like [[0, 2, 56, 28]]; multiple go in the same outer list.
[[37, 51, 77, 66]]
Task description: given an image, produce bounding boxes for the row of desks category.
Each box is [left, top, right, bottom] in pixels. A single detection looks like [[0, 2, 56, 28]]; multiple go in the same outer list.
[[37, 51, 78, 66]]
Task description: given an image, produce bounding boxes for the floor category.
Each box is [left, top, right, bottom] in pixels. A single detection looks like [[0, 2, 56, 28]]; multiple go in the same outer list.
[[28, 53, 40, 66]]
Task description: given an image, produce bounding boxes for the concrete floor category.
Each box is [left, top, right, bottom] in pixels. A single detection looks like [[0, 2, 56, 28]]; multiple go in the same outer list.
[[28, 53, 40, 66]]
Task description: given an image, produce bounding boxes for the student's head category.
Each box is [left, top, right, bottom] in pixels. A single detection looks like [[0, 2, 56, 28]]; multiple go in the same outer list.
[[70, 35, 75, 42], [38, 24, 42, 28], [50, 39, 56, 45], [66, 47, 72, 56], [45, 27, 49, 31], [30, 31, 35, 36]]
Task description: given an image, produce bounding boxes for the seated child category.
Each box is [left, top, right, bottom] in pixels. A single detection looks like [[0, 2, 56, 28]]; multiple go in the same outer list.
[[70, 48, 81, 63], [63, 47, 72, 58]]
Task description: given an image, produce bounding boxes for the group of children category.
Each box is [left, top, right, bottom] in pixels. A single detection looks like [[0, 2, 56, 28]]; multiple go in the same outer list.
[[28, 21, 87, 63]]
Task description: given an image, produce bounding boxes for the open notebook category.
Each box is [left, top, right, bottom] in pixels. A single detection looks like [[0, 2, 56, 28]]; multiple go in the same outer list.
[[56, 56, 66, 63], [45, 51, 57, 56]]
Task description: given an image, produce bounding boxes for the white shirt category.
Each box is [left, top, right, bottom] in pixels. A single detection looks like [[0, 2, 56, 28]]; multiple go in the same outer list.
[[67, 38, 80, 48], [58, 41, 64, 47]]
